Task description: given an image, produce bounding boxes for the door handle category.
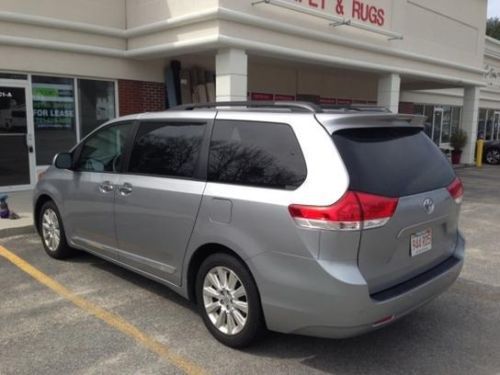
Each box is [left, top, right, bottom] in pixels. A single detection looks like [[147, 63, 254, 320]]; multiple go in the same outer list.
[[99, 181, 114, 193], [25, 134, 34, 153], [118, 182, 133, 196]]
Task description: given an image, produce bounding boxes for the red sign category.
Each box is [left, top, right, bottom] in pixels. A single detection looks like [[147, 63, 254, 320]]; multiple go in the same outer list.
[[251, 92, 274, 101], [275, 94, 296, 101], [350, 0, 385, 26], [337, 98, 353, 105], [294, 0, 386, 27], [320, 97, 337, 105]]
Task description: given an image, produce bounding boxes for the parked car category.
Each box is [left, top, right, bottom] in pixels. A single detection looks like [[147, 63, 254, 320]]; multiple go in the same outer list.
[[484, 140, 500, 165], [34, 102, 465, 348]]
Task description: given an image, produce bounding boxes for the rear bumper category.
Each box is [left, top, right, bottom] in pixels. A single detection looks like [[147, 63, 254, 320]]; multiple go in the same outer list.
[[249, 233, 465, 338]]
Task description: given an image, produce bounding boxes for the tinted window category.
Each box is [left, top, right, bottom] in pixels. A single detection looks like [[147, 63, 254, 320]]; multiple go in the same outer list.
[[208, 120, 307, 190], [75, 123, 131, 172], [128, 122, 205, 178], [332, 127, 455, 197]]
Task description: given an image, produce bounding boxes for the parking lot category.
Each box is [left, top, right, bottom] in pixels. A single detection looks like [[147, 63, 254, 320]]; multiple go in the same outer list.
[[1, 166, 499, 375]]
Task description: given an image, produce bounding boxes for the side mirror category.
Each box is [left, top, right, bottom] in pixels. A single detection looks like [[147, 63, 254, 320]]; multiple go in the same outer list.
[[54, 152, 73, 169]]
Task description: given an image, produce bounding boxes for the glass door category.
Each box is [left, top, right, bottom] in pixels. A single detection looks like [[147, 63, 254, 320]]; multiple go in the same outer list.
[[0, 81, 35, 191], [432, 107, 444, 145], [494, 112, 500, 141]]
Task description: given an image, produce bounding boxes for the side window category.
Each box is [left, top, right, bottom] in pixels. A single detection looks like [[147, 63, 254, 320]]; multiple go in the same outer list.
[[75, 123, 132, 173], [128, 121, 206, 178], [208, 120, 307, 190]]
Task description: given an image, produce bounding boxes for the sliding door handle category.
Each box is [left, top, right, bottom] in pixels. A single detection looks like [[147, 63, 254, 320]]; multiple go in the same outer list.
[[118, 183, 133, 196], [99, 181, 114, 193]]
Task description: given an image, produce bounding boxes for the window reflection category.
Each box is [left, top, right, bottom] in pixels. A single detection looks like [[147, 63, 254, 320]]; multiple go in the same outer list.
[[208, 121, 307, 190], [129, 123, 205, 178]]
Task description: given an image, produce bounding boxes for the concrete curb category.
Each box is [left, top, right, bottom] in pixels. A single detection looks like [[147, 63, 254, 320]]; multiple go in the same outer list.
[[0, 225, 36, 239]]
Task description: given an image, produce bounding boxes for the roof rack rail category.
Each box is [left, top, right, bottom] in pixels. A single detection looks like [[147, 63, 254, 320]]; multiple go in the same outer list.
[[320, 104, 391, 113], [170, 101, 323, 113]]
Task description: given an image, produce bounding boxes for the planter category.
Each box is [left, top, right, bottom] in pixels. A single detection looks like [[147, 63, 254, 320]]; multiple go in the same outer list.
[[451, 149, 462, 165]]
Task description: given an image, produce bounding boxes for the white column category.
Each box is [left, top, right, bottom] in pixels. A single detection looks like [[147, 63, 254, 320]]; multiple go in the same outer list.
[[461, 86, 480, 165], [215, 48, 247, 102], [377, 73, 401, 113]]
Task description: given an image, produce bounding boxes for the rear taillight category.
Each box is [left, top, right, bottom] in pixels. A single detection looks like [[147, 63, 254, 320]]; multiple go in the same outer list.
[[289, 191, 398, 231], [447, 177, 464, 204]]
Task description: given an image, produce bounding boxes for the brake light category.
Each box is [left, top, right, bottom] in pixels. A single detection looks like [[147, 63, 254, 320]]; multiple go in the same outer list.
[[289, 191, 398, 231], [447, 177, 464, 204]]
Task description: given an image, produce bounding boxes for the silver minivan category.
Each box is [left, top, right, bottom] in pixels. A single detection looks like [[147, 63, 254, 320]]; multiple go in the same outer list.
[[34, 102, 465, 347]]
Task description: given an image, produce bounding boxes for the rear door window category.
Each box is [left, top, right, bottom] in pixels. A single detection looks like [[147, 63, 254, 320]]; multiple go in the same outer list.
[[208, 120, 307, 190], [332, 127, 455, 197], [128, 121, 206, 179]]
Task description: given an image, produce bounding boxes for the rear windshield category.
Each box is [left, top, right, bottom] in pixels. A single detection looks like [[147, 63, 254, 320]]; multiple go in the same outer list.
[[332, 127, 455, 197]]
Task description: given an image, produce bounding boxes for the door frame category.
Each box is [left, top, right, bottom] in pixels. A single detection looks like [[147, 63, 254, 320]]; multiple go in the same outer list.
[[0, 78, 36, 192]]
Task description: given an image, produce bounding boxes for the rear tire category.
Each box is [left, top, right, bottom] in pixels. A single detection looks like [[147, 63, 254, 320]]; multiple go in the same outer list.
[[195, 253, 265, 348], [39, 201, 75, 259], [485, 148, 500, 165]]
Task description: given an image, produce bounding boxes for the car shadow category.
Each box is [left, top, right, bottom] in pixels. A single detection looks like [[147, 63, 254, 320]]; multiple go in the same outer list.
[[63, 252, 499, 374], [245, 278, 500, 374], [65, 251, 196, 312]]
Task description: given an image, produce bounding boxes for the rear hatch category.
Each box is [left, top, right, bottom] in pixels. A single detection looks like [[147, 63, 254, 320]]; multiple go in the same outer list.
[[331, 126, 462, 294]]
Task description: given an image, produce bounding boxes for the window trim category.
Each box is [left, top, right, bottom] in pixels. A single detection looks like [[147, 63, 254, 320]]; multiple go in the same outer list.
[[123, 118, 214, 182], [207, 119, 308, 191], [72, 120, 137, 174]]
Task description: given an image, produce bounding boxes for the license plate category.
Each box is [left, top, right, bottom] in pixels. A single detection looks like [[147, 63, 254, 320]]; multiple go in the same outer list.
[[410, 228, 432, 257]]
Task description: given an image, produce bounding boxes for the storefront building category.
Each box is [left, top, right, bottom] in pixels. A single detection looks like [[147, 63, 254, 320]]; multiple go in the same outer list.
[[0, 0, 497, 191]]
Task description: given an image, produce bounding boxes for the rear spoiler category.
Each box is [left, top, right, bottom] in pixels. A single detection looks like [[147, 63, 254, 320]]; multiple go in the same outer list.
[[315, 113, 426, 132]]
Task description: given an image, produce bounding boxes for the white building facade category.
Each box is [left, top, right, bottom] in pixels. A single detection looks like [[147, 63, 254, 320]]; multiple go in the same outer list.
[[0, 0, 497, 191]]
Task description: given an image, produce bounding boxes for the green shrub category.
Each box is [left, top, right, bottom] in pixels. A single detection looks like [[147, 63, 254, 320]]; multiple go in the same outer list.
[[450, 128, 467, 151]]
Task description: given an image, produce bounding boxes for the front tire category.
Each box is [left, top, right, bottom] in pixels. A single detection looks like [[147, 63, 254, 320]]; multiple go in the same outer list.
[[195, 253, 265, 348], [39, 201, 75, 259]]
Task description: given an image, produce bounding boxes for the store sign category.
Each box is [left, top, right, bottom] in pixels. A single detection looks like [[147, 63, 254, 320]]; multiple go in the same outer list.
[[292, 0, 389, 27], [251, 92, 274, 101], [320, 97, 336, 104], [275, 94, 296, 101], [32, 83, 74, 129]]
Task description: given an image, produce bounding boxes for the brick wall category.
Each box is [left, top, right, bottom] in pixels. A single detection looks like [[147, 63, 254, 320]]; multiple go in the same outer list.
[[118, 79, 166, 116], [399, 102, 415, 114]]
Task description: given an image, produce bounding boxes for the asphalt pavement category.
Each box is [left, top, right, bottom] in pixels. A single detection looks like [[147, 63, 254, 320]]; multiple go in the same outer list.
[[0, 165, 499, 375]]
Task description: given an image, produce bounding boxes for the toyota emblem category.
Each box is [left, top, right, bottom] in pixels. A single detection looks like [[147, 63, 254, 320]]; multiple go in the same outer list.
[[423, 198, 435, 215]]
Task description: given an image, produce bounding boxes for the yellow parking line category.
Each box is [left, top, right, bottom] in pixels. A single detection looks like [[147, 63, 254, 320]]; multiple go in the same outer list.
[[0, 245, 206, 375]]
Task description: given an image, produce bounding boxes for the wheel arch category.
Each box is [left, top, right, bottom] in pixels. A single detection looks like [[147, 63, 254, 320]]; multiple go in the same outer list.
[[186, 243, 255, 304]]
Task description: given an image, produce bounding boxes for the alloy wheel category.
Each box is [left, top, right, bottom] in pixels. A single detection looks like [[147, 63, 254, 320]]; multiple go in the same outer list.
[[202, 266, 249, 335], [42, 208, 60, 252]]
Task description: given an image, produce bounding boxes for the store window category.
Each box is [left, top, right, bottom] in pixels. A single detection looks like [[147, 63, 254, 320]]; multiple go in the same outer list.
[[478, 109, 487, 139], [451, 107, 461, 135], [441, 106, 452, 144], [32, 76, 77, 165], [414, 104, 424, 115], [78, 79, 116, 138], [414, 104, 462, 146], [485, 110, 494, 140]]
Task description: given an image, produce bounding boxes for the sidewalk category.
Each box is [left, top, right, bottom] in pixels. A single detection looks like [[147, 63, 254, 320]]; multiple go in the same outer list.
[[0, 190, 35, 238]]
